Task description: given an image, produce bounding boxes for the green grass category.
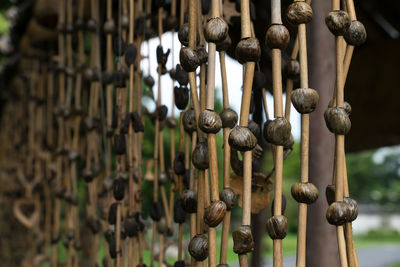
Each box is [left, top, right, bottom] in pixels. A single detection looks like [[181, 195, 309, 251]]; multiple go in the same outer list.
[[48, 228, 400, 266], [354, 229, 400, 248]]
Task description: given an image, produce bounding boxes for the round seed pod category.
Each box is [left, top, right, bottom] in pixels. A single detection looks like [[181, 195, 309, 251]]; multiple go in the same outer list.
[[291, 182, 319, 204], [144, 75, 155, 88], [204, 17, 229, 43], [266, 215, 288, 239], [220, 188, 236, 210], [124, 44, 137, 66], [83, 67, 96, 82], [108, 235, 117, 259], [65, 67, 75, 77], [166, 117, 177, 129], [157, 217, 168, 234], [88, 216, 101, 234], [235, 37, 261, 64], [105, 229, 113, 243], [271, 194, 287, 216], [248, 120, 261, 139], [156, 45, 170, 66], [283, 134, 295, 149], [86, 19, 97, 32], [183, 109, 197, 134], [263, 117, 292, 146], [169, 68, 176, 80], [204, 200, 227, 227], [75, 18, 84, 30], [174, 198, 186, 224], [230, 149, 243, 176], [62, 238, 70, 248], [216, 34, 232, 52], [192, 142, 209, 170], [232, 225, 254, 254], [178, 23, 190, 46], [150, 201, 162, 221], [324, 107, 351, 135], [344, 20, 367, 46], [328, 100, 352, 115], [174, 85, 189, 110], [291, 88, 319, 114], [344, 197, 358, 222], [325, 184, 336, 205], [103, 70, 114, 85], [229, 126, 257, 151], [286, 1, 313, 26], [196, 45, 208, 64], [220, 108, 238, 129], [113, 70, 126, 88], [156, 105, 168, 121], [124, 216, 138, 237], [198, 109, 222, 134], [182, 189, 197, 213], [284, 59, 300, 79], [108, 203, 118, 225], [188, 234, 208, 261], [174, 152, 186, 175], [265, 24, 290, 50], [113, 178, 125, 200], [51, 233, 60, 244], [66, 228, 75, 240], [174, 260, 186, 267], [326, 201, 349, 225], [180, 47, 200, 72], [74, 239, 82, 251], [114, 134, 126, 155], [135, 212, 146, 232], [121, 14, 129, 29], [113, 36, 126, 57], [131, 112, 144, 132], [252, 144, 264, 159], [176, 64, 189, 86], [325, 10, 351, 36], [158, 172, 168, 185], [104, 19, 115, 34]]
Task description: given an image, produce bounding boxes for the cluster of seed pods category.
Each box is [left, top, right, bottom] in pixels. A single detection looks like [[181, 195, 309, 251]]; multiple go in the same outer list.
[[0, 0, 366, 267]]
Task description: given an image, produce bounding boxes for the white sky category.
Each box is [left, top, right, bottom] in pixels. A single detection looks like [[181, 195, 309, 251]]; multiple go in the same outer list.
[[140, 33, 301, 140]]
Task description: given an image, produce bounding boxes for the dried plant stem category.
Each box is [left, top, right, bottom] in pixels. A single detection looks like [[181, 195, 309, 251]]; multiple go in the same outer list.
[[237, 0, 256, 265], [219, 50, 231, 263], [332, 0, 348, 265], [271, 29, 284, 267], [295, 12, 311, 266]]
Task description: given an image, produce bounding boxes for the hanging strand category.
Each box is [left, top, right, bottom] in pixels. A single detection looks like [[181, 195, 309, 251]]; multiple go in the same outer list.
[[264, 0, 290, 266], [284, 1, 319, 267]]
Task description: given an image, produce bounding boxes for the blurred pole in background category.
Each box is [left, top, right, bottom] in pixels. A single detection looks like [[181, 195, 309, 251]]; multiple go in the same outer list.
[[307, 0, 339, 266]]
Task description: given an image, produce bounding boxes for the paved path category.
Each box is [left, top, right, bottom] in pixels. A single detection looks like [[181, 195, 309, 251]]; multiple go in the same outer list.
[[260, 244, 400, 267]]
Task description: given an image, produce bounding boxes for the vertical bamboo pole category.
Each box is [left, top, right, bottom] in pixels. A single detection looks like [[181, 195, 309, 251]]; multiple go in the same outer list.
[[331, 1, 348, 266], [270, 1, 284, 266], [237, 1, 256, 267]]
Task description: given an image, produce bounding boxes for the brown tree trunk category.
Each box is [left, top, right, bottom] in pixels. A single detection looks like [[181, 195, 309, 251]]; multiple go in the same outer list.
[[307, 1, 340, 266]]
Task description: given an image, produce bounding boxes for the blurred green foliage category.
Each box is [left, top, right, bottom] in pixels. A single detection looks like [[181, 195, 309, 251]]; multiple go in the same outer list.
[[347, 147, 400, 209], [0, 12, 8, 35]]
